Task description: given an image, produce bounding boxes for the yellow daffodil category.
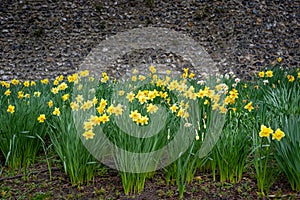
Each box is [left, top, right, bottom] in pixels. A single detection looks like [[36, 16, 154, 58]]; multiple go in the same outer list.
[[30, 81, 36, 86], [83, 130, 95, 140], [4, 89, 11, 96], [41, 79, 49, 84], [48, 100, 53, 108], [84, 121, 93, 131], [99, 98, 107, 108], [62, 94, 70, 101], [147, 104, 158, 114], [119, 90, 125, 96], [114, 104, 124, 116], [126, 92, 135, 102], [107, 105, 115, 115], [53, 79, 59, 86], [138, 75, 146, 81], [170, 104, 177, 113], [265, 70, 273, 78], [18, 91, 24, 99], [99, 114, 109, 124], [101, 74, 109, 83], [81, 100, 93, 111], [131, 75, 137, 82], [272, 128, 285, 141], [51, 87, 59, 94], [7, 105, 15, 114], [244, 101, 254, 112], [149, 65, 156, 73], [258, 71, 264, 78], [219, 106, 227, 114], [76, 95, 83, 103], [189, 73, 195, 79], [58, 82, 68, 91], [259, 125, 273, 138], [92, 97, 98, 105], [168, 80, 179, 91], [287, 75, 295, 82], [89, 115, 101, 126], [53, 107, 60, 116], [11, 79, 20, 85], [129, 110, 141, 122], [132, 69, 138, 74], [79, 70, 89, 77], [70, 102, 79, 111], [137, 115, 149, 125], [34, 91, 41, 97], [37, 114, 46, 123]]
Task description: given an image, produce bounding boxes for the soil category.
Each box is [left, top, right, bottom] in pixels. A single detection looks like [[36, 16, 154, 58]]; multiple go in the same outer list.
[[0, 155, 299, 200]]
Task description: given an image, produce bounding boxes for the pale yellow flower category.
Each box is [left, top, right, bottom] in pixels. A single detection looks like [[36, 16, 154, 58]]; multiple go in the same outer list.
[[70, 102, 79, 111], [76, 95, 83, 103], [58, 82, 68, 91], [79, 70, 89, 77], [18, 91, 24, 99], [119, 90, 125, 96], [41, 79, 49, 84], [84, 121, 93, 131], [48, 100, 53, 108], [147, 104, 158, 114], [51, 87, 59, 94], [114, 104, 124, 116], [53, 107, 60, 116], [149, 65, 156, 73], [34, 91, 41, 97], [83, 130, 95, 140], [126, 92, 135, 102]]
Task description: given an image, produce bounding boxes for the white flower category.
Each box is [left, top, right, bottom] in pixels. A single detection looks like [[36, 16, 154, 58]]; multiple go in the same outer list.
[[263, 80, 269, 85], [184, 122, 192, 127], [225, 73, 230, 80], [221, 83, 228, 91], [89, 88, 96, 93], [197, 80, 206, 85], [232, 83, 237, 88], [235, 78, 241, 83]]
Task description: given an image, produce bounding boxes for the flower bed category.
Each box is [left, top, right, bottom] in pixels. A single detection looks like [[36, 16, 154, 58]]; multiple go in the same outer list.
[[0, 60, 299, 199]]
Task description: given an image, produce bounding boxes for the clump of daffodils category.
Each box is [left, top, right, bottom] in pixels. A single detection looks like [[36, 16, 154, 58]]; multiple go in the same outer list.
[[79, 66, 234, 140], [259, 125, 285, 141]]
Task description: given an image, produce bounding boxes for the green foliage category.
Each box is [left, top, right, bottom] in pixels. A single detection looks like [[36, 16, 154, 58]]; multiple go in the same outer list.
[[48, 102, 98, 186], [0, 64, 299, 197], [0, 81, 50, 172]]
